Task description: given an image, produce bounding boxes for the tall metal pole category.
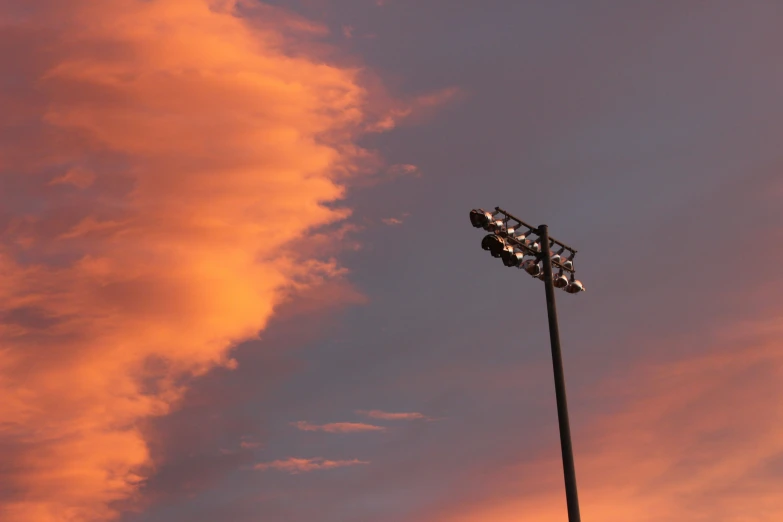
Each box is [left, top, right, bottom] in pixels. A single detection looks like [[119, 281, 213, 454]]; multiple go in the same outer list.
[[538, 224, 582, 522]]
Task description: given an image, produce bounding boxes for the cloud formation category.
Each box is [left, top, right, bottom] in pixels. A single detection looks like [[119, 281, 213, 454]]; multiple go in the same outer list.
[[254, 457, 369, 474], [0, 0, 377, 520], [386, 164, 420, 177], [356, 410, 429, 420], [365, 87, 461, 132], [292, 421, 386, 433]]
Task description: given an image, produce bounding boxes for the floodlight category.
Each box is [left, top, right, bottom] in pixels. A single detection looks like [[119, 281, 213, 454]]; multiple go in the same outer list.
[[497, 244, 513, 260], [469, 209, 493, 229], [480, 234, 507, 257], [518, 238, 538, 254], [502, 249, 525, 267], [565, 280, 585, 293], [486, 219, 506, 233], [481, 234, 498, 251], [522, 259, 541, 276], [554, 273, 569, 288], [490, 241, 509, 258]]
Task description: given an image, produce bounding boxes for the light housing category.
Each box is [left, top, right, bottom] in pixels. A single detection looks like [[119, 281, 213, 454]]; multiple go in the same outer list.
[[469, 209, 493, 229], [502, 249, 525, 267], [554, 273, 569, 288], [481, 234, 498, 251], [486, 219, 506, 233], [565, 280, 585, 293], [481, 234, 507, 258], [490, 240, 509, 258], [522, 259, 541, 276]]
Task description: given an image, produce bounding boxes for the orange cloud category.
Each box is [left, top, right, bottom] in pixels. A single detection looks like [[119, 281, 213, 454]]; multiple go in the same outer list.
[[0, 0, 379, 520], [291, 421, 386, 433], [357, 410, 428, 420], [254, 457, 369, 473]]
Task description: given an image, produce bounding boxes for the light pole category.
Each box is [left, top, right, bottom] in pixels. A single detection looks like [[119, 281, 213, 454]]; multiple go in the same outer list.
[[469, 207, 585, 522]]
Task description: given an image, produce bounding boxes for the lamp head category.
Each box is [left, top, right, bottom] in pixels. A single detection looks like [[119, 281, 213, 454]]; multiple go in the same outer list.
[[501, 249, 525, 267], [469, 209, 493, 229], [481, 234, 497, 251], [486, 219, 507, 233], [522, 259, 541, 276], [554, 273, 569, 288], [481, 235, 507, 258]]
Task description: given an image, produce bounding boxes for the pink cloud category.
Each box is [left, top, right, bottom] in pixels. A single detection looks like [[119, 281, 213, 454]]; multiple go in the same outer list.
[[254, 457, 369, 474], [48, 166, 96, 189], [364, 87, 463, 133], [365, 108, 412, 132], [387, 164, 420, 177], [356, 410, 429, 420], [291, 421, 386, 433]]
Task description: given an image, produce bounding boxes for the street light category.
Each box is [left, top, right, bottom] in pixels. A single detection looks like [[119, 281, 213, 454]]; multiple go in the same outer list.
[[469, 206, 584, 522]]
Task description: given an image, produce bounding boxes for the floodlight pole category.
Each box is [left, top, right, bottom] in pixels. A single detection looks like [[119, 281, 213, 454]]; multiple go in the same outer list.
[[538, 224, 581, 522]]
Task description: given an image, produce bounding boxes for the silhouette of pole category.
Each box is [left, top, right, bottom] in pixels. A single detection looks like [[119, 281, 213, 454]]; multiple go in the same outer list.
[[538, 224, 581, 522]]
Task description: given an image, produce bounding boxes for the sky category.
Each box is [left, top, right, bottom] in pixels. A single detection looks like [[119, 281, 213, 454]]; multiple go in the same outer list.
[[1, 1, 782, 521]]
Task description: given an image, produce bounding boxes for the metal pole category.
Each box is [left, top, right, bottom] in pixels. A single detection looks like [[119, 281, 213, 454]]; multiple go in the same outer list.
[[538, 224, 582, 522]]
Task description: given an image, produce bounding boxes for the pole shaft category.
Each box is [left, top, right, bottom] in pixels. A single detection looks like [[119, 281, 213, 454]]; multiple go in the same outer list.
[[538, 224, 582, 522]]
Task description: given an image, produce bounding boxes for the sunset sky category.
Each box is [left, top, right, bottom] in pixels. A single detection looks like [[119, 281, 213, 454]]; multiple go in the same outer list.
[[2, 1, 783, 521]]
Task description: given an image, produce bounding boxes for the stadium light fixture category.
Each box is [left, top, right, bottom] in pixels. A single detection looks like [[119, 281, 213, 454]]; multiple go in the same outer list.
[[469, 206, 585, 522]]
